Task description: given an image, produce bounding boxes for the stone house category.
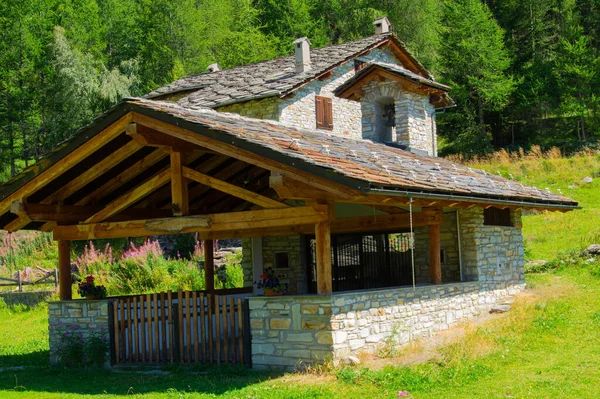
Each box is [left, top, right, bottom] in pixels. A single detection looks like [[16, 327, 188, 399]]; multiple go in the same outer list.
[[0, 18, 578, 370]]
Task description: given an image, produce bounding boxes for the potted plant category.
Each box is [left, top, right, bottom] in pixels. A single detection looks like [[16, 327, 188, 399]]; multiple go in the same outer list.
[[78, 275, 107, 300], [255, 267, 288, 296]]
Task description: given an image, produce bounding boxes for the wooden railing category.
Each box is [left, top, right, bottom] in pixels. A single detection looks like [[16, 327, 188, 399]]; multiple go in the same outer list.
[[109, 288, 252, 365], [0, 268, 58, 292]]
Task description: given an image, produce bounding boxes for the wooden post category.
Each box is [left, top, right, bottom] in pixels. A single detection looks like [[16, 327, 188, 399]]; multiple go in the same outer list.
[[58, 240, 72, 300], [17, 271, 22, 293], [315, 221, 332, 294], [170, 151, 189, 217], [204, 240, 214, 293], [429, 223, 442, 285]]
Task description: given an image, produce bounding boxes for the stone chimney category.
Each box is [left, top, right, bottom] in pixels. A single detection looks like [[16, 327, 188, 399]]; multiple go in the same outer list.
[[373, 17, 391, 34], [207, 63, 220, 73], [293, 37, 311, 74]]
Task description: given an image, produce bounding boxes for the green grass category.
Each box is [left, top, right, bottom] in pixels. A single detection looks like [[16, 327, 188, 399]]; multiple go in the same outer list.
[[2, 262, 600, 398], [471, 153, 600, 260]]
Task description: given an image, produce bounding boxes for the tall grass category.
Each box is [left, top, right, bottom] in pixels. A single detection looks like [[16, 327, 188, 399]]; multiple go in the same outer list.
[[453, 147, 600, 260]]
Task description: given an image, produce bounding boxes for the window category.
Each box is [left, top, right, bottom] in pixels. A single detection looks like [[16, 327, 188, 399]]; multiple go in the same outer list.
[[483, 207, 512, 227], [315, 96, 333, 130], [274, 252, 289, 268]]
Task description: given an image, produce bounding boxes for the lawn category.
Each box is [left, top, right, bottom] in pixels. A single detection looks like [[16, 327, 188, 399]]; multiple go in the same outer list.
[[1, 263, 600, 398]]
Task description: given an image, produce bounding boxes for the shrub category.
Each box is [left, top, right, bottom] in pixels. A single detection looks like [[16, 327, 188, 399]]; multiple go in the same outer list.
[[56, 329, 85, 367], [76, 241, 113, 277], [85, 330, 109, 366]]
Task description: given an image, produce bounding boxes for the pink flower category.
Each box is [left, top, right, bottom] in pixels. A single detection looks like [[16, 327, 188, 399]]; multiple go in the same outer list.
[[398, 391, 409, 397]]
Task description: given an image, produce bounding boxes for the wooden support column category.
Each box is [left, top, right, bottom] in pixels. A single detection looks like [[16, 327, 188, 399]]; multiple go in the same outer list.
[[204, 239, 214, 293], [58, 240, 72, 300], [170, 152, 189, 216], [429, 223, 442, 285], [314, 203, 334, 294]]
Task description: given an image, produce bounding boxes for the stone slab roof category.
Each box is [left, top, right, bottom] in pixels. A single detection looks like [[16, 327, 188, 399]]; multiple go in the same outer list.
[[128, 98, 577, 208], [145, 34, 433, 110]]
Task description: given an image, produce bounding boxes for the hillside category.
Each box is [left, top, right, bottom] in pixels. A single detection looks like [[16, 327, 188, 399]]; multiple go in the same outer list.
[[466, 147, 600, 260]]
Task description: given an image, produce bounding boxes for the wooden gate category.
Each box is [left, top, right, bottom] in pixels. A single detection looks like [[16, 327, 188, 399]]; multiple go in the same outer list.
[[109, 288, 251, 365]]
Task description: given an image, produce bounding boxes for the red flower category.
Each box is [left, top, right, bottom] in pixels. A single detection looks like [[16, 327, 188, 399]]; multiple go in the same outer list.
[[85, 275, 95, 283]]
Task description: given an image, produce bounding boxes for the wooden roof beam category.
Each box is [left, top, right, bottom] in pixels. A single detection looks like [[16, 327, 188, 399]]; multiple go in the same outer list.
[[127, 123, 203, 153], [170, 152, 189, 216], [53, 205, 328, 240], [182, 166, 288, 209], [85, 168, 171, 223]]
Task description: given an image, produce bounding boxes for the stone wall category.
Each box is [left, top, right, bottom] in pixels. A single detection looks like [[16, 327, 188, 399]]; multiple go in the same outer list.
[[278, 48, 399, 140], [217, 97, 279, 120], [249, 280, 524, 370], [249, 295, 333, 371], [459, 208, 524, 284], [0, 290, 54, 307], [361, 81, 436, 155], [241, 235, 305, 294], [48, 300, 110, 365]]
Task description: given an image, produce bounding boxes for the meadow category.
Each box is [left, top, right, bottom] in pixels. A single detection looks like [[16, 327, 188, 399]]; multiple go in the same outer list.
[[1, 148, 600, 398]]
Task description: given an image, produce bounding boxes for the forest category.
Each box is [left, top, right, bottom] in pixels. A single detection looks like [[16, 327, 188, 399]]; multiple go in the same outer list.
[[0, 0, 598, 181]]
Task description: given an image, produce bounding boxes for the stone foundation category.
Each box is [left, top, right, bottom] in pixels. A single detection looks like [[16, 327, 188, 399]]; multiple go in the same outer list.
[[48, 300, 110, 365], [249, 280, 524, 371]]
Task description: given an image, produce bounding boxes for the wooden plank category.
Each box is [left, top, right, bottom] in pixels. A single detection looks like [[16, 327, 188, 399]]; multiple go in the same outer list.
[[85, 168, 171, 223], [229, 297, 235, 364], [119, 299, 126, 362], [222, 294, 228, 363], [207, 294, 213, 362], [127, 123, 200, 153], [133, 296, 139, 363], [153, 293, 159, 362], [146, 216, 210, 233], [113, 301, 120, 363], [58, 240, 71, 300], [178, 290, 184, 363], [146, 294, 153, 362], [185, 290, 191, 363], [54, 205, 328, 240], [315, 221, 332, 294], [140, 295, 146, 363], [161, 292, 167, 362], [167, 291, 174, 363], [192, 291, 199, 362], [199, 293, 206, 362], [215, 295, 221, 364], [182, 166, 288, 209], [0, 114, 132, 217], [237, 298, 243, 364], [131, 113, 360, 199], [170, 152, 189, 217]]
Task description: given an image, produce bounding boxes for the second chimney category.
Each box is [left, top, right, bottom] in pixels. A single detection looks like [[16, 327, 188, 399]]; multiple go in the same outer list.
[[293, 37, 311, 74], [373, 17, 391, 34]]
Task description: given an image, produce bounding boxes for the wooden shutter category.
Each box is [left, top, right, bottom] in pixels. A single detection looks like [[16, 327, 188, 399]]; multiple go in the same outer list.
[[315, 96, 333, 130]]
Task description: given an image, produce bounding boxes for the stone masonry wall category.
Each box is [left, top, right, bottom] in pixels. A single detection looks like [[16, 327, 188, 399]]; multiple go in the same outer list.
[[241, 235, 305, 294], [249, 295, 333, 371], [249, 280, 523, 370], [217, 97, 279, 121], [412, 211, 461, 283], [361, 81, 436, 155], [459, 208, 524, 284], [48, 300, 110, 365], [278, 48, 399, 140]]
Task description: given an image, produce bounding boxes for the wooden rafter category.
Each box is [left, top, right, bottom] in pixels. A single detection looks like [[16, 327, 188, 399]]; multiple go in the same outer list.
[[185, 161, 250, 209], [127, 122, 200, 153], [0, 114, 132, 218], [182, 166, 288, 209], [54, 205, 329, 240], [140, 154, 229, 209], [11, 202, 171, 224], [85, 168, 171, 223]]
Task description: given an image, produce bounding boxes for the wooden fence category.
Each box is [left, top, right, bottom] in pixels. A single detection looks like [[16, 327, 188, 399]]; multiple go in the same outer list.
[[0, 267, 58, 292], [109, 288, 252, 366]]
